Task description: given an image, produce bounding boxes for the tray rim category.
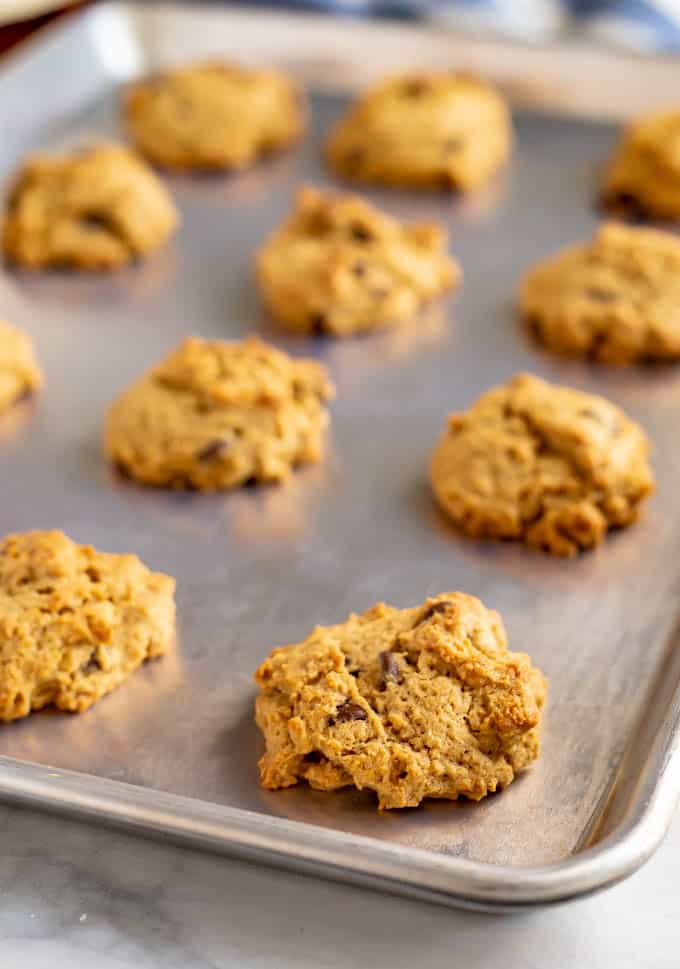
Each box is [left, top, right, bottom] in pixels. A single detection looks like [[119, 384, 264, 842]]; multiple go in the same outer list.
[[0, 730, 679, 911], [1, 0, 680, 911]]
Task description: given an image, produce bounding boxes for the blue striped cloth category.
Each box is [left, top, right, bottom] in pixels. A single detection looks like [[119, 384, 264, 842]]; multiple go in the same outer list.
[[277, 1, 680, 51]]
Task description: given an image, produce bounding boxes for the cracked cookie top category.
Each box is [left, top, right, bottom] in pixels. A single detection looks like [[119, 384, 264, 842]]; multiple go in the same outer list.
[[104, 336, 335, 491], [0, 530, 175, 721], [3, 143, 179, 270], [326, 72, 512, 191], [520, 222, 680, 364], [255, 591, 547, 810], [256, 186, 460, 337], [124, 61, 306, 171], [430, 373, 654, 556]]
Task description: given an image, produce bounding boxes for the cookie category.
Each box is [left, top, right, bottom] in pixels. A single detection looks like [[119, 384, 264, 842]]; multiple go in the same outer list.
[[430, 373, 654, 557], [0, 320, 42, 415], [520, 222, 680, 364], [602, 110, 680, 221], [257, 187, 460, 337], [3, 144, 179, 270], [105, 336, 334, 491], [326, 72, 511, 191], [255, 592, 546, 810], [0, 530, 175, 721], [124, 61, 305, 171]]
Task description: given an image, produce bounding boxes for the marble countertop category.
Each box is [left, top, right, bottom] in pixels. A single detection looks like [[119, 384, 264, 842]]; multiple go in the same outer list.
[[0, 803, 677, 967]]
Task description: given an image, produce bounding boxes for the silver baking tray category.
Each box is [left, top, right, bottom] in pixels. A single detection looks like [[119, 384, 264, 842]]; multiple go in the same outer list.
[[1, 1, 680, 913]]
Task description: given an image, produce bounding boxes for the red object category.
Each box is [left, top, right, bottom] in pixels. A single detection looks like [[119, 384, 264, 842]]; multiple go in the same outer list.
[[0, 3, 87, 56]]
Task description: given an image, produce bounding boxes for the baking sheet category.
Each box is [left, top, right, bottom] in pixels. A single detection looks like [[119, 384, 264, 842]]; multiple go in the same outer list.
[[0, 2, 680, 910]]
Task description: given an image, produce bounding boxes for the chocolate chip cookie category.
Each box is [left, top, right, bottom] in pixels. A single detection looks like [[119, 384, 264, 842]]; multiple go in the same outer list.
[[255, 591, 546, 810], [0, 530, 175, 721], [257, 186, 460, 336], [105, 336, 334, 491], [0, 320, 42, 415], [3, 144, 179, 270], [124, 61, 305, 171], [326, 72, 512, 191], [520, 222, 680, 364], [430, 373, 654, 556], [602, 110, 680, 221]]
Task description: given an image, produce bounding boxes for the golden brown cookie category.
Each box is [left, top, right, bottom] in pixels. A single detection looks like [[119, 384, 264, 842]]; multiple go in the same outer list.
[[256, 187, 460, 337], [430, 373, 654, 556], [520, 222, 680, 364], [602, 110, 680, 221], [0, 320, 42, 415], [124, 61, 305, 171], [326, 72, 511, 191], [255, 592, 546, 810], [3, 144, 179, 270], [0, 530, 175, 721], [105, 336, 334, 491]]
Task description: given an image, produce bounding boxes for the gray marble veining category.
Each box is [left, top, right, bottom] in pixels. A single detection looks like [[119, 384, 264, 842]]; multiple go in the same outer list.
[[0, 804, 678, 968]]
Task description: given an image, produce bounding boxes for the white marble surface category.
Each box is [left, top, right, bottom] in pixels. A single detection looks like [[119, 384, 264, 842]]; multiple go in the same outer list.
[[0, 803, 677, 967]]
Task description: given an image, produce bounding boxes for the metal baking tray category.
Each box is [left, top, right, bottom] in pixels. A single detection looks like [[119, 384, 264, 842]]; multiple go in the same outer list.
[[1, 1, 680, 913]]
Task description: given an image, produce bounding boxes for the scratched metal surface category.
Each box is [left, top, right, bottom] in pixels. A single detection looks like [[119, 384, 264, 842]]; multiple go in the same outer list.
[[1, 3, 680, 900]]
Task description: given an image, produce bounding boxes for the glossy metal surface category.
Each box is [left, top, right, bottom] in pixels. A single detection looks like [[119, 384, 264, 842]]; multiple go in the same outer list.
[[1, 2, 680, 910]]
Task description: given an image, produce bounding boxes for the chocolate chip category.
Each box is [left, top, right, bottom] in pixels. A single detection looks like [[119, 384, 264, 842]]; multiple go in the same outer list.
[[6, 187, 21, 212], [443, 137, 462, 153], [309, 312, 328, 335], [82, 652, 101, 674], [331, 700, 368, 725], [352, 261, 366, 277], [527, 314, 544, 340], [114, 461, 132, 480], [350, 223, 373, 243], [379, 650, 402, 686], [585, 287, 617, 303], [437, 171, 459, 191], [13, 387, 35, 407], [197, 437, 230, 461], [417, 600, 452, 625], [588, 331, 609, 360], [403, 79, 428, 97], [602, 191, 647, 223], [79, 212, 114, 232]]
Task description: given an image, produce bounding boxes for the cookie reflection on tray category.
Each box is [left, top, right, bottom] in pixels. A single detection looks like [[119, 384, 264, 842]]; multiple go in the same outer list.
[[0, 641, 184, 771], [3, 242, 180, 309], [108, 442, 334, 547], [268, 303, 453, 399], [0, 396, 37, 443]]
